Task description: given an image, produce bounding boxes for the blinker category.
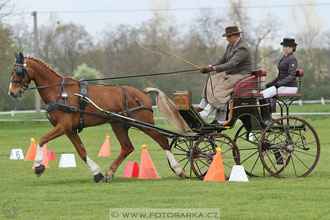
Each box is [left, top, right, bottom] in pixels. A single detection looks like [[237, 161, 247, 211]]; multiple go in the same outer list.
[[16, 67, 23, 76]]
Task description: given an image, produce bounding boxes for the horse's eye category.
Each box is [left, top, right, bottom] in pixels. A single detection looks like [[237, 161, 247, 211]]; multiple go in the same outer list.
[[16, 67, 23, 76]]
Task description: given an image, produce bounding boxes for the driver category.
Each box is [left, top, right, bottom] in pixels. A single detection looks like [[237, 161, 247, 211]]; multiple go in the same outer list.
[[197, 26, 253, 123]]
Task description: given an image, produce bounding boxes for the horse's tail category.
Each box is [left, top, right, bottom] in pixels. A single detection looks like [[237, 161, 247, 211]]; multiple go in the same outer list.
[[143, 88, 191, 134]]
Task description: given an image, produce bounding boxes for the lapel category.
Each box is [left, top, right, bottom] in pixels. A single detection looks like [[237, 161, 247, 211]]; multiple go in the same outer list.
[[279, 55, 285, 63], [279, 52, 292, 64], [226, 39, 241, 61], [226, 39, 242, 61], [226, 45, 233, 61]]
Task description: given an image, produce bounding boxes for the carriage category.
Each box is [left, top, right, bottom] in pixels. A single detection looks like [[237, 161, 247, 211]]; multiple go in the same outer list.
[[9, 53, 320, 182], [167, 69, 320, 179]]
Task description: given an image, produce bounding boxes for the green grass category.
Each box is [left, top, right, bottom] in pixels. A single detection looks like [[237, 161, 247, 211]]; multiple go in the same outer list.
[[1, 111, 330, 219]]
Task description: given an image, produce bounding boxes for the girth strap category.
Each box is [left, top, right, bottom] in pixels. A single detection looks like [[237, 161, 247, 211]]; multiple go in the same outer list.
[[78, 80, 88, 133], [46, 102, 78, 113]]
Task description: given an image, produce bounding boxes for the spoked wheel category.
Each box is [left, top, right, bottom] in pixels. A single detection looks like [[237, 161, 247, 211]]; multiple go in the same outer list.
[[190, 133, 240, 180], [259, 117, 320, 178], [234, 124, 268, 177], [169, 137, 196, 178]]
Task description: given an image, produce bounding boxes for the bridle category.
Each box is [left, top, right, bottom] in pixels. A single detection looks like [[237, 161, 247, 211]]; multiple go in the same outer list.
[[10, 61, 31, 90]]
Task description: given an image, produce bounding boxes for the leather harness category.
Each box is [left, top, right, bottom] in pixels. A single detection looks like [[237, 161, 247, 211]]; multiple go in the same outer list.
[[45, 79, 152, 133]]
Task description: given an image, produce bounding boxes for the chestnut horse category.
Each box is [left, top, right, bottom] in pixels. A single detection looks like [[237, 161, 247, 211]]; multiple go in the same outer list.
[[8, 52, 188, 182]]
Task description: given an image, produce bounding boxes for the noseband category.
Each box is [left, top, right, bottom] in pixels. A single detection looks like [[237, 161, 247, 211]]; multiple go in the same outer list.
[[11, 62, 31, 90]]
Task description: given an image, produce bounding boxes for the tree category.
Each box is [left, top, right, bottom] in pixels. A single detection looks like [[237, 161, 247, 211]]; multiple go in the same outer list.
[[0, 24, 23, 111], [0, 0, 11, 20], [38, 20, 94, 76], [227, 0, 279, 71], [73, 63, 103, 82], [291, 0, 330, 99]]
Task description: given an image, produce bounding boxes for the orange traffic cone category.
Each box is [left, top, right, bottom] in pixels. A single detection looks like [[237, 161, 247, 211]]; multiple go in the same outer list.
[[32, 144, 50, 169], [24, 138, 37, 161], [47, 150, 56, 161], [119, 148, 133, 156], [123, 162, 139, 178], [98, 135, 111, 157], [203, 148, 225, 182], [138, 145, 161, 179]]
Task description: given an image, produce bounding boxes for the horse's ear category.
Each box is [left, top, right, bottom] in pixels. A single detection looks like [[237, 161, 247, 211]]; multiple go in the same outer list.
[[15, 52, 25, 64], [19, 52, 24, 60]]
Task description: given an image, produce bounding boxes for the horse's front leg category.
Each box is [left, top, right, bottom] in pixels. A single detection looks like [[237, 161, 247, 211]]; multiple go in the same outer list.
[[35, 124, 67, 177], [66, 133, 104, 183]]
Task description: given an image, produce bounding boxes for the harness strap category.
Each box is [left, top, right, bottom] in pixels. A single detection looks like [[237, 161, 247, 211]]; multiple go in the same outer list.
[[45, 85, 153, 133], [45, 102, 78, 113], [78, 80, 88, 133], [119, 85, 130, 116], [116, 85, 152, 116], [117, 106, 153, 115]]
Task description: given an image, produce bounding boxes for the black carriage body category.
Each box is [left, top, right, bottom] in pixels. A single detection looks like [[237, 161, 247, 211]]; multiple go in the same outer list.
[[172, 69, 320, 179], [176, 96, 266, 134]]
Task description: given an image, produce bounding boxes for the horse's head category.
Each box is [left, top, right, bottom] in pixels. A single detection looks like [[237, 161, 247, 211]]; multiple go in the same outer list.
[[8, 52, 32, 98]]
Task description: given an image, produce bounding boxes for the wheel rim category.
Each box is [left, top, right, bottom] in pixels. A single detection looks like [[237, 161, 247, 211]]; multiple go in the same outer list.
[[234, 124, 270, 177], [169, 137, 196, 178], [259, 117, 320, 178], [190, 133, 240, 180]]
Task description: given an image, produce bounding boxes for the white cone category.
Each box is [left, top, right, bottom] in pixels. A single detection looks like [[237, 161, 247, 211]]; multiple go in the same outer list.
[[229, 165, 249, 182], [59, 154, 76, 168], [10, 149, 24, 160]]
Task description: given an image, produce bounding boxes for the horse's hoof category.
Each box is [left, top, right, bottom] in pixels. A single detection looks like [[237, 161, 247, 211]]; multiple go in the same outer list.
[[35, 165, 45, 177], [105, 174, 114, 182], [94, 173, 104, 183], [178, 169, 186, 178]]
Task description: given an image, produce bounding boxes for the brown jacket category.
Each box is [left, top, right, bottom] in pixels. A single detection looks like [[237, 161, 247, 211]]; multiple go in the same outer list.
[[203, 38, 253, 108], [212, 38, 253, 75]]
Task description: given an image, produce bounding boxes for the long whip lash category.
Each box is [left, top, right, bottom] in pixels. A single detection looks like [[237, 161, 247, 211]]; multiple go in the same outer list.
[[135, 38, 201, 69], [153, 45, 201, 69], [135, 38, 163, 56]]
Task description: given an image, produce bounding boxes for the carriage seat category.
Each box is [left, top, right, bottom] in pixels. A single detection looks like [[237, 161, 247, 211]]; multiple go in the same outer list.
[[275, 70, 303, 99], [232, 70, 266, 99]]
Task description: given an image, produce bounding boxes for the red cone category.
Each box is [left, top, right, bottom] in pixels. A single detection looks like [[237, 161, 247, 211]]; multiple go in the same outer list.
[[123, 162, 139, 178], [204, 148, 225, 181], [25, 138, 37, 161], [98, 135, 111, 157], [138, 145, 160, 179]]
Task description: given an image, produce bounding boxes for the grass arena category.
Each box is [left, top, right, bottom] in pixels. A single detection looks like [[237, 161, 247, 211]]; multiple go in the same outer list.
[[1, 104, 330, 219]]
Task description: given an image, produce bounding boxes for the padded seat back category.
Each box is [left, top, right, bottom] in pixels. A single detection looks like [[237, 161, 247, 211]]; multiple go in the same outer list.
[[232, 70, 266, 98]]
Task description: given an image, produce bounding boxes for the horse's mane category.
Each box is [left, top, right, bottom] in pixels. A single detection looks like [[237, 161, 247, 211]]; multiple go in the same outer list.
[[26, 57, 75, 80]]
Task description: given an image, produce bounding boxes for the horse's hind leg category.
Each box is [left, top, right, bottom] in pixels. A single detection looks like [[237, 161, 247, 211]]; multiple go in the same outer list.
[[66, 133, 104, 183], [105, 123, 134, 182], [140, 127, 185, 178]]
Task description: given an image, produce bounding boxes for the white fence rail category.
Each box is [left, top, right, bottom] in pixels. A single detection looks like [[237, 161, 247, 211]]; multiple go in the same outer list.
[[293, 97, 330, 105], [0, 98, 329, 121]]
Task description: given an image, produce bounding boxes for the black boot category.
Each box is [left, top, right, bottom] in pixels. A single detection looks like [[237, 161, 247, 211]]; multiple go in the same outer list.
[[260, 98, 273, 125]]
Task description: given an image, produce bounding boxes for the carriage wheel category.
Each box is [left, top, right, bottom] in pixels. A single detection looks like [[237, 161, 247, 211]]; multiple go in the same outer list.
[[190, 133, 240, 180], [234, 124, 268, 177], [169, 137, 196, 178], [259, 117, 320, 178]]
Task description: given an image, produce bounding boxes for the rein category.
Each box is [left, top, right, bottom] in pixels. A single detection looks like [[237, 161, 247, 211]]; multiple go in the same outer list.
[[24, 69, 200, 89], [26, 82, 76, 90], [82, 69, 200, 82]]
